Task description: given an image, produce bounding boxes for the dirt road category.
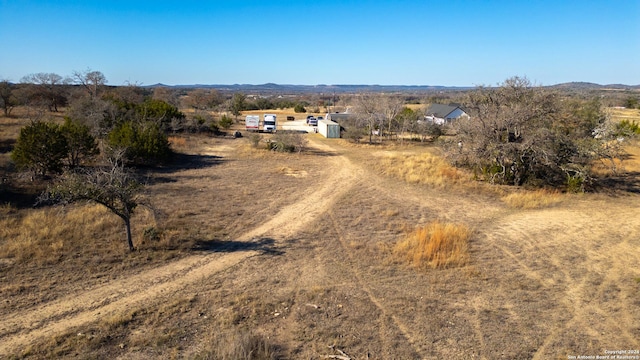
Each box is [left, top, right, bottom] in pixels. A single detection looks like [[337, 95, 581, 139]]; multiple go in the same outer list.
[[0, 139, 358, 355]]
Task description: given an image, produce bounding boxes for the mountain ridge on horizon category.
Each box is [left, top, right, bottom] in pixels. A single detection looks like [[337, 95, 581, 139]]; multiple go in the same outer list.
[[144, 82, 640, 93]]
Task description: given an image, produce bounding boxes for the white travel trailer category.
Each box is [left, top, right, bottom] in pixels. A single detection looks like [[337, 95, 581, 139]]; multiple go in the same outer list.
[[245, 115, 260, 131]]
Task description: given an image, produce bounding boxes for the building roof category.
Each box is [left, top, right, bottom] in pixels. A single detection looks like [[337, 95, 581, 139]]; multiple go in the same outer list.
[[425, 104, 466, 119]]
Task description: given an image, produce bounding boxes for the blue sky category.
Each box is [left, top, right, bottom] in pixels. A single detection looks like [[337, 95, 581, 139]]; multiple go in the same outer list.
[[1, 0, 638, 86]]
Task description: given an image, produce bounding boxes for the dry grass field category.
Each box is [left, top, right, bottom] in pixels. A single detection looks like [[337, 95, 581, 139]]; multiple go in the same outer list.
[[609, 107, 640, 123], [1, 109, 640, 359]]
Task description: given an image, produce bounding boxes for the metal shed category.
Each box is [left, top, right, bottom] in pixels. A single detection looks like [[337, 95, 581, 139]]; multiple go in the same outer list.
[[318, 119, 340, 138]]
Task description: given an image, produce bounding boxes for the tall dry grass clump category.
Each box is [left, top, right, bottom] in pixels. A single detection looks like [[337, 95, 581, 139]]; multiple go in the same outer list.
[[394, 221, 470, 269], [195, 329, 278, 360], [376, 152, 465, 187], [501, 189, 563, 209]]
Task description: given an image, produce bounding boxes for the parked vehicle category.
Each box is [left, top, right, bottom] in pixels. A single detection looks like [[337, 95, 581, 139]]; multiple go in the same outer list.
[[307, 116, 317, 126], [286, 116, 295, 121], [317, 116, 324, 121], [263, 114, 277, 132], [245, 115, 260, 131]]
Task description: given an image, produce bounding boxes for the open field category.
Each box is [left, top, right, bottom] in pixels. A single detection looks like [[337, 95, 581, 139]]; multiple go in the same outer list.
[[1, 111, 640, 359], [609, 107, 640, 123]]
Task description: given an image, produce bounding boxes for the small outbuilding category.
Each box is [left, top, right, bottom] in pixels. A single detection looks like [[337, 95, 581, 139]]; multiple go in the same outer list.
[[318, 119, 340, 138]]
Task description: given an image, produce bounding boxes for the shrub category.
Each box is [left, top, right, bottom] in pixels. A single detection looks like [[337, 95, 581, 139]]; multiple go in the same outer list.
[[343, 127, 365, 143], [143, 226, 161, 242], [219, 114, 234, 130], [195, 115, 207, 126], [267, 139, 295, 152], [136, 98, 185, 130], [108, 121, 171, 165], [267, 133, 307, 153], [566, 174, 585, 193], [248, 133, 262, 148], [210, 121, 220, 134], [183, 115, 211, 133], [394, 222, 470, 269], [60, 117, 99, 167], [11, 121, 69, 178], [293, 103, 306, 113], [617, 119, 640, 136]]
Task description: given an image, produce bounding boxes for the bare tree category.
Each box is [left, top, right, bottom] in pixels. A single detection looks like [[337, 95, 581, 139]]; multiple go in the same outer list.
[[354, 94, 384, 144], [73, 69, 107, 99], [152, 86, 180, 108], [21, 72, 69, 112], [43, 151, 145, 251], [380, 95, 405, 138], [183, 88, 221, 112], [397, 107, 442, 143], [67, 96, 118, 137], [448, 76, 611, 189], [108, 81, 146, 105]]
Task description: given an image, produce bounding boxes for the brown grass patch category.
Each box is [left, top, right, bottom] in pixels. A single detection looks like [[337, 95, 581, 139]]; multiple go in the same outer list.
[[608, 107, 640, 122], [278, 166, 308, 178], [501, 189, 563, 209], [0, 203, 162, 264], [621, 144, 640, 173], [588, 143, 640, 177], [0, 204, 118, 263], [394, 221, 470, 269], [374, 152, 467, 187]]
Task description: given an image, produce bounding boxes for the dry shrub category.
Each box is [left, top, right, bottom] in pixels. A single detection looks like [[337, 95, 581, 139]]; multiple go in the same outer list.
[[375, 152, 466, 187], [394, 221, 470, 269], [501, 189, 563, 209], [195, 329, 278, 360]]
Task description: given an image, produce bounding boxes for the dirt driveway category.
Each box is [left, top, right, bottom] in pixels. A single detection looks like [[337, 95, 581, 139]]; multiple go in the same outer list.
[[1, 135, 639, 359]]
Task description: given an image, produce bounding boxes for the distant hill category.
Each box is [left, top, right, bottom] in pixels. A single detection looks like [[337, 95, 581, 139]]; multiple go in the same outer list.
[[143, 83, 474, 94], [143, 82, 640, 93], [550, 82, 640, 90]]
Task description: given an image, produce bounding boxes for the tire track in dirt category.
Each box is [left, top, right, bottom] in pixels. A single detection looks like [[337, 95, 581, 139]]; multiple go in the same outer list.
[[327, 209, 426, 358], [471, 298, 489, 360], [0, 140, 358, 356], [479, 205, 640, 359]]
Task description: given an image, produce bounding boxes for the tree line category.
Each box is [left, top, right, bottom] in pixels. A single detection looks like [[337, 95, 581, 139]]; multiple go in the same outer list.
[[3, 69, 188, 251]]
